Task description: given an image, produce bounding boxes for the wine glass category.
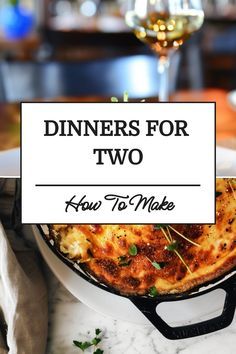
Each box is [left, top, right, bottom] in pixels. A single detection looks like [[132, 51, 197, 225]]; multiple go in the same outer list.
[[125, 0, 204, 101]]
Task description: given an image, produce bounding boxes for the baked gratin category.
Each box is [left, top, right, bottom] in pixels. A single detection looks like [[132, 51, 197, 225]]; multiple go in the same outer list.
[[49, 179, 236, 296]]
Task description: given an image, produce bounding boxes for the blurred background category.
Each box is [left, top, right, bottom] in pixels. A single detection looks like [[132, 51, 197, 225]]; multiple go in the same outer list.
[[0, 0, 236, 155], [0, 0, 235, 100]]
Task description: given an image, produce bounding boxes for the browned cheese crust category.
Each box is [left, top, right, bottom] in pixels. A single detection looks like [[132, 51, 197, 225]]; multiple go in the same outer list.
[[49, 179, 236, 295]]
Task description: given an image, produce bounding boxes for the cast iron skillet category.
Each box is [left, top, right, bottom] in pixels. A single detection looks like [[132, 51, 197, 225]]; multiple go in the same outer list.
[[37, 225, 236, 340]]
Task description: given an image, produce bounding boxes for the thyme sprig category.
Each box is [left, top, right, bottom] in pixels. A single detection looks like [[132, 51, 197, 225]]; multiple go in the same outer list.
[[159, 226, 192, 274], [154, 224, 200, 248], [168, 225, 200, 248]]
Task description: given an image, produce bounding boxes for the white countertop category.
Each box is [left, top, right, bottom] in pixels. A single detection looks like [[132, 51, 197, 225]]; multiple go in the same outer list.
[[44, 265, 236, 354]]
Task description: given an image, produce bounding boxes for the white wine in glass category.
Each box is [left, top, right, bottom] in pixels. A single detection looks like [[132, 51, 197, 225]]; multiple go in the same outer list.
[[125, 0, 204, 101]]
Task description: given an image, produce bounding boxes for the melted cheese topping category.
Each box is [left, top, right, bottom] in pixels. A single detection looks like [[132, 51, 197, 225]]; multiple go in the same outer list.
[[50, 179, 236, 295]]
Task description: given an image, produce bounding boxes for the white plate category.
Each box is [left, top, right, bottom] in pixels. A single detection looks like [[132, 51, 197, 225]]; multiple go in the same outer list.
[[33, 225, 227, 327], [216, 147, 236, 176], [0, 148, 20, 177], [228, 90, 236, 111]]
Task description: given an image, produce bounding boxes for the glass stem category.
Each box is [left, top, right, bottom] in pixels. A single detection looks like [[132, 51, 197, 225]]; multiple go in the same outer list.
[[158, 55, 170, 102]]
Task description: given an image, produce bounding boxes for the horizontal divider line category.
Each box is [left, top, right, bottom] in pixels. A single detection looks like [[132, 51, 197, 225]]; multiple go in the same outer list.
[[35, 184, 201, 187]]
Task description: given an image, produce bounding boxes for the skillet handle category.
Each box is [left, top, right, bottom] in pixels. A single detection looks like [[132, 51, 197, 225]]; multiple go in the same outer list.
[[131, 277, 236, 340]]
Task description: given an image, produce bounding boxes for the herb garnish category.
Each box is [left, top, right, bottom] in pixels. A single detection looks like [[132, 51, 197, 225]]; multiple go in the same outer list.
[[152, 261, 164, 270], [149, 286, 159, 297], [129, 244, 138, 256], [154, 224, 168, 230], [91, 337, 101, 346], [111, 91, 129, 103], [160, 226, 192, 274], [168, 225, 200, 247], [228, 180, 236, 201], [123, 91, 129, 102], [94, 350, 104, 354], [147, 258, 165, 270], [216, 191, 222, 198], [111, 91, 146, 103], [111, 97, 118, 102], [118, 255, 131, 267], [74, 341, 92, 351], [73, 328, 103, 353], [165, 241, 178, 252], [154, 224, 199, 248]]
